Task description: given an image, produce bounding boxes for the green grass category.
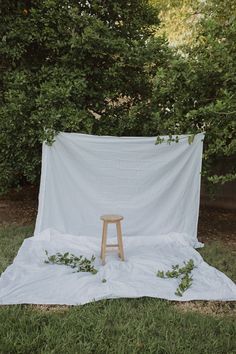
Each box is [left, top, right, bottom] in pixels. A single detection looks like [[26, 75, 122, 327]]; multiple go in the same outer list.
[[0, 225, 235, 354], [199, 241, 236, 282], [0, 224, 34, 274]]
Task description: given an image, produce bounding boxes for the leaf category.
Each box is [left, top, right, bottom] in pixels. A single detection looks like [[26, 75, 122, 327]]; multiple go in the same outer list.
[[156, 259, 195, 296], [156, 270, 165, 278], [44, 250, 98, 275], [188, 135, 195, 144]]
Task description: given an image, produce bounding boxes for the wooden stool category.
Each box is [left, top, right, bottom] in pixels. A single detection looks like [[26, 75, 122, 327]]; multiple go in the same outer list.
[[100, 214, 125, 265]]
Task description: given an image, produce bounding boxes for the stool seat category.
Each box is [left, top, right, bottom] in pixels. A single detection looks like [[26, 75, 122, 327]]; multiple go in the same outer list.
[[100, 214, 125, 265], [100, 214, 123, 223]]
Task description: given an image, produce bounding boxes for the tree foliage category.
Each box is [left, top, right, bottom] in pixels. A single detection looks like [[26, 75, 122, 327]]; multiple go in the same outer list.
[[151, 0, 201, 47], [0, 0, 235, 193], [0, 0, 159, 192], [151, 0, 236, 184]]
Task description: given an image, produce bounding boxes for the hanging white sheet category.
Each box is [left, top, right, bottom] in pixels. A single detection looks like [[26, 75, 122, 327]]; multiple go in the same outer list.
[[0, 132, 235, 305], [35, 133, 204, 247]]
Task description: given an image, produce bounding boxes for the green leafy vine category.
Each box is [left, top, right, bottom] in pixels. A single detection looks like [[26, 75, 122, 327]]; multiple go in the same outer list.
[[44, 250, 98, 274], [156, 259, 195, 296]]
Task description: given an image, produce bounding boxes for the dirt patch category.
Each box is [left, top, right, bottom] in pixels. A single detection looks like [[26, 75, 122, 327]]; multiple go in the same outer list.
[[174, 301, 236, 318], [0, 185, 38, 226], [198, 205, 236, 248], [30, 304, 70, 313]]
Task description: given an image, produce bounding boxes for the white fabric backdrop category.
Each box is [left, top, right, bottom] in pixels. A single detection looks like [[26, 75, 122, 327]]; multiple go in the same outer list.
[[1, 132, 236, 305], [35, 133, 204, 247], [0, 229, 235, 305]]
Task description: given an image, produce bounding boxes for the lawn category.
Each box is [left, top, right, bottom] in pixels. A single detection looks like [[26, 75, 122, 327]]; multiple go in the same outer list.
[[0, 224, 235, 354]]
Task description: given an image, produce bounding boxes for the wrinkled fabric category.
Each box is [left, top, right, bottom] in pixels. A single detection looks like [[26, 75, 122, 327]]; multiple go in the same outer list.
[[0, 229, 235, 305], [35, 133, 204, 247]]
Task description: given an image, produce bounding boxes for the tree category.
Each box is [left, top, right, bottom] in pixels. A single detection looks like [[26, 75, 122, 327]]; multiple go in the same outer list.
[[111, 0, 236, 186], [150, 0, 201, 47], [0, 0, 161, 193], [1, 0, 235, 193], [146, 0, 236, 185], [185, 0, 236, 184]]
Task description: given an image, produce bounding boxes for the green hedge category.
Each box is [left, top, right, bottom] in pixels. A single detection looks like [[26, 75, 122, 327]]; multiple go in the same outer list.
[[0, 0, 235, 193]]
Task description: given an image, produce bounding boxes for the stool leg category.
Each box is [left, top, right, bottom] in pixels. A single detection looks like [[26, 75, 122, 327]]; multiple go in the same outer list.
[[101, 221, 108, 265], [116, 221, 125, 261]]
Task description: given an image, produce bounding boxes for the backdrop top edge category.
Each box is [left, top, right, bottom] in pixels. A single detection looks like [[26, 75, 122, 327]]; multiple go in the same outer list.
[[53, 132, 205, 143]]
